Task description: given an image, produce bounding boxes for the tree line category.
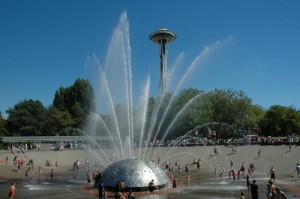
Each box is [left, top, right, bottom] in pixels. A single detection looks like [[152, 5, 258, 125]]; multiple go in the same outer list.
[[0, 79, 94, 137], [0, 79, 300, 140], [153, 88, 300, 140]]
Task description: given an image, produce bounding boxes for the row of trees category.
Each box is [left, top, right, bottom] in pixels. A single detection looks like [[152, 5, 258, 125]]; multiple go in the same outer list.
[[154, 88, 300, 139], [0, 79, 94, 137], [0, 79, 300, 140]]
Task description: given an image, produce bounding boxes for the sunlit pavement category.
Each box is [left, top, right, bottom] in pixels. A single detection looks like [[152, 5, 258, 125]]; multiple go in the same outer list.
[[1, 168, 300, 199], [0, 169, 96, 199]]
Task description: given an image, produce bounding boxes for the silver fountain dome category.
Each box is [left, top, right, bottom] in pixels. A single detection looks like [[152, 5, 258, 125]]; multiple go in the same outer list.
[[102, 158, 169, 192]]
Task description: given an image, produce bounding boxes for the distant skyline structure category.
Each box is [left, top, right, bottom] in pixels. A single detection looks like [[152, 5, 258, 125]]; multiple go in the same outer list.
[[149, 28, 176, 97]]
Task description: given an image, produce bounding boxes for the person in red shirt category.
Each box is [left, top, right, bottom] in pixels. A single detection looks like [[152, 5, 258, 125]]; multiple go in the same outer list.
[[8, 182, 15, 199]]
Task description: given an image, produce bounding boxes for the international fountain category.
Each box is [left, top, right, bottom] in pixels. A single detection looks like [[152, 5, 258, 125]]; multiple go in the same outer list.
[[86, 14, 178, 191], [83, 11, 247, 198]]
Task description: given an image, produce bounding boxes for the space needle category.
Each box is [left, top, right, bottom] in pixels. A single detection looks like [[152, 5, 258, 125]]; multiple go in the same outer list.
[[150, 28, 176, 97]]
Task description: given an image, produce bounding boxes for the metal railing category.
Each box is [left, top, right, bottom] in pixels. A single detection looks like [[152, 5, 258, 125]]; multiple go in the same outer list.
[[1, 136, 113, 143]]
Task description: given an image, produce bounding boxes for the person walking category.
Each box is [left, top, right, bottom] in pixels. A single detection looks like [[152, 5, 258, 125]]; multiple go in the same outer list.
[[250, 180, 259, 199]]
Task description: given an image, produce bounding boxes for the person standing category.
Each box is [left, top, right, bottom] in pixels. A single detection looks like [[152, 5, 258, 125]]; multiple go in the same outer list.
[[76, 160, 80, 170], [258, 149, 261, 158], [185, 164, 190, 174], [17, 160, 21, 172], [239, 192, 245, 199], [232, 145, 236, 153], [186, 173, 191, 185], [120, 180, 125, 194], [270, 166, 275, 182], [197, 160, 200, 171], [172, 178, 177, 189], [127, 190, 134, 199], [274, 187, 287, 199], [266, 183, 273, 199], [98, 180, 104, 199], [148, 179, 155, 194], [245, 175, 250, 190], [30, 158, 34, 169], [230, 160, 234, 170], [232, 169, 236, 182], [296, 163, 300, 179], [87, 173, 92, 189], [13, 156, 17, 165], [114, 191, 125, 199], [50, 169, 54, 182], [250, 180, 259, 199], [240, 163, 245, 176], [8, 182, 15, 199], [178, 164, 182, 173], [103, 188, 108, 199]]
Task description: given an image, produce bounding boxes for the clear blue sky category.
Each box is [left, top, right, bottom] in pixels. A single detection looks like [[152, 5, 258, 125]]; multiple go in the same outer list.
[[1, 0, 300, 118]]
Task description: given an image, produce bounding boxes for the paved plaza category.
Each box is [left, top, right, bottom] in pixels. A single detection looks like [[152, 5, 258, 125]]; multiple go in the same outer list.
[[0, 145, 300, 198]]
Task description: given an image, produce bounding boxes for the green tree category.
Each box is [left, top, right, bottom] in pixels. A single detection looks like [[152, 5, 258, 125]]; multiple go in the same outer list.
[[0, 112, 8, 136], [6, 100, 47, 136], [231, 91, 255, 136], [53, 79, 95, 128], [69, 79, 95, 115], [206, 89, 253, 139], [169, 88, 207, 139], [260, 105, 300, 136], [43, 106, 75, 136], [147, 97, 156, 112], [246, 105, 266, 134], [53, 87, 68, 111], [144, 92, 175, 141], [70, 102, 85, 128]]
